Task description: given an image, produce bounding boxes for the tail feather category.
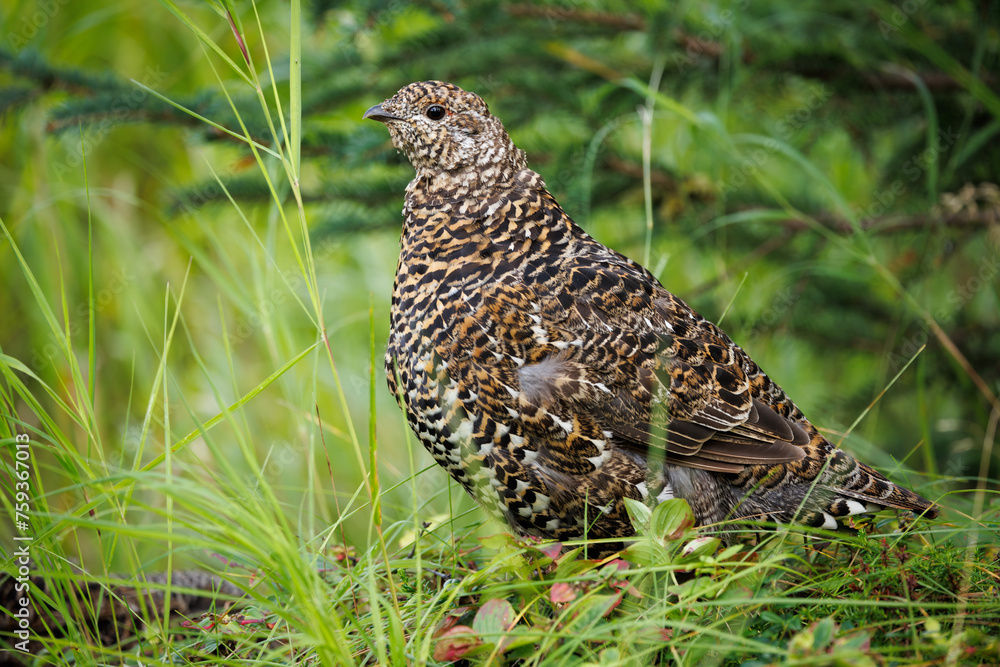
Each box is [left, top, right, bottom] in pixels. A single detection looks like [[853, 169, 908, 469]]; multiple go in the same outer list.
[[805, 460, 938, 530], [831, 456, 936, 512], [724, 445, 938, 531]]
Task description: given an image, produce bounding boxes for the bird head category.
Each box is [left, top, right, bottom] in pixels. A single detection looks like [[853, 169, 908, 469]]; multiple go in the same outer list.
[[364, 81, 527, 191]]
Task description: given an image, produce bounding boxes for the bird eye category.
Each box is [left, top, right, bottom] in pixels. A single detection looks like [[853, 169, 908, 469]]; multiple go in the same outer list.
[[425, 105, 446, 120]]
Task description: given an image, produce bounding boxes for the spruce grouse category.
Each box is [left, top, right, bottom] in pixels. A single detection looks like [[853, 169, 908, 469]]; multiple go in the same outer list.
[[365, 80, 937, 553]]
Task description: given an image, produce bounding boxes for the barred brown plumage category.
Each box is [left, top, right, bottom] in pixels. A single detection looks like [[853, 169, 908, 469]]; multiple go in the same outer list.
[[365, 80, 937, 555]]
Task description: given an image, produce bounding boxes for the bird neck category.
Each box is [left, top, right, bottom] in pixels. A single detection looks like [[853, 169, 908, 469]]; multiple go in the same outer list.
[[404, 168, 550, 226], [400, 168, 585, 268], [407, 130, 529, 202], [409, 167, 518, 203]]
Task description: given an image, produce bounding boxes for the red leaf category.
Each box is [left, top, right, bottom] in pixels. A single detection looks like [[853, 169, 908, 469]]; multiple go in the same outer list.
[[549, 582, 578, 604], [623, 582, 643, 597], [604, 591, 624, 616], [432, 626, 481, 662], [606, 559, 630, 572], [432, 606, 470, 639], [537, 542, 563, 559]]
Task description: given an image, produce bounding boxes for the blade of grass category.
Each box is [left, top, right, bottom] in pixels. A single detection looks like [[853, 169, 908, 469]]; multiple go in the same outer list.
[[82, 126, 95, 410], [640, 57, 665, 268], [288, 0, 301, 178], [129, 79, 280, 158], [837, 344, 925, 447], [716, 271, 748, 326], [156, 0, 254, 86], [892, 65, 939, 202]]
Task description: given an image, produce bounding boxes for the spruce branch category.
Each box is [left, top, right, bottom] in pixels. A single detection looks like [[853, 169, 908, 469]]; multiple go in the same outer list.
[[0, 47, 129, 96]]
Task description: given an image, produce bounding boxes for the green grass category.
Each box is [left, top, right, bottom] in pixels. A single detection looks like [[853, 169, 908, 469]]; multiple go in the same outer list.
[[2, 1, 999, 665]]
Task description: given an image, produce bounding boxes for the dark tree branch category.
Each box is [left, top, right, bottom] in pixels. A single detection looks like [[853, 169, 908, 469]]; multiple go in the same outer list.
[[505, 4, 645, 31], [768, 208, 1000, 235], [604, 155, 677, 192]]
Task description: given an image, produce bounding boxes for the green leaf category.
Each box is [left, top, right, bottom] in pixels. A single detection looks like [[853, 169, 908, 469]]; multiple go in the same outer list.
[[623, 497, 652, 532], [473, 598, 515, 641], [680, 536, 721, 561], [650, 498, 695, 543], [623, 540, 669, 566], [670, 575, 718, 601], [566, 594, 619, 631], [479, 533, 518, 550], [813, 617, 837, 649], [717, 544, 744, 560]]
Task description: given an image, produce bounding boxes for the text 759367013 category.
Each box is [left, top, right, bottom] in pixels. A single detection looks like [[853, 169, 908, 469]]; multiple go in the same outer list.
[[11, 433, 33, 653]]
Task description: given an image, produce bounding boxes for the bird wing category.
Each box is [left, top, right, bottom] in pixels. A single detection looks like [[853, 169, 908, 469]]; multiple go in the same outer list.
[[445, 262, 807, 475], [542, 263, 808, 472]]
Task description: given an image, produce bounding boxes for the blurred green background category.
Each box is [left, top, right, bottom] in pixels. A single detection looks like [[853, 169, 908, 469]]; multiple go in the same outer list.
[[1, 0, 997, 564]]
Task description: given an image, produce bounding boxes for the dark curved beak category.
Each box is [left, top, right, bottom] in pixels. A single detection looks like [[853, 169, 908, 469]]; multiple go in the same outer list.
[[363, 104, 401, 123]]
